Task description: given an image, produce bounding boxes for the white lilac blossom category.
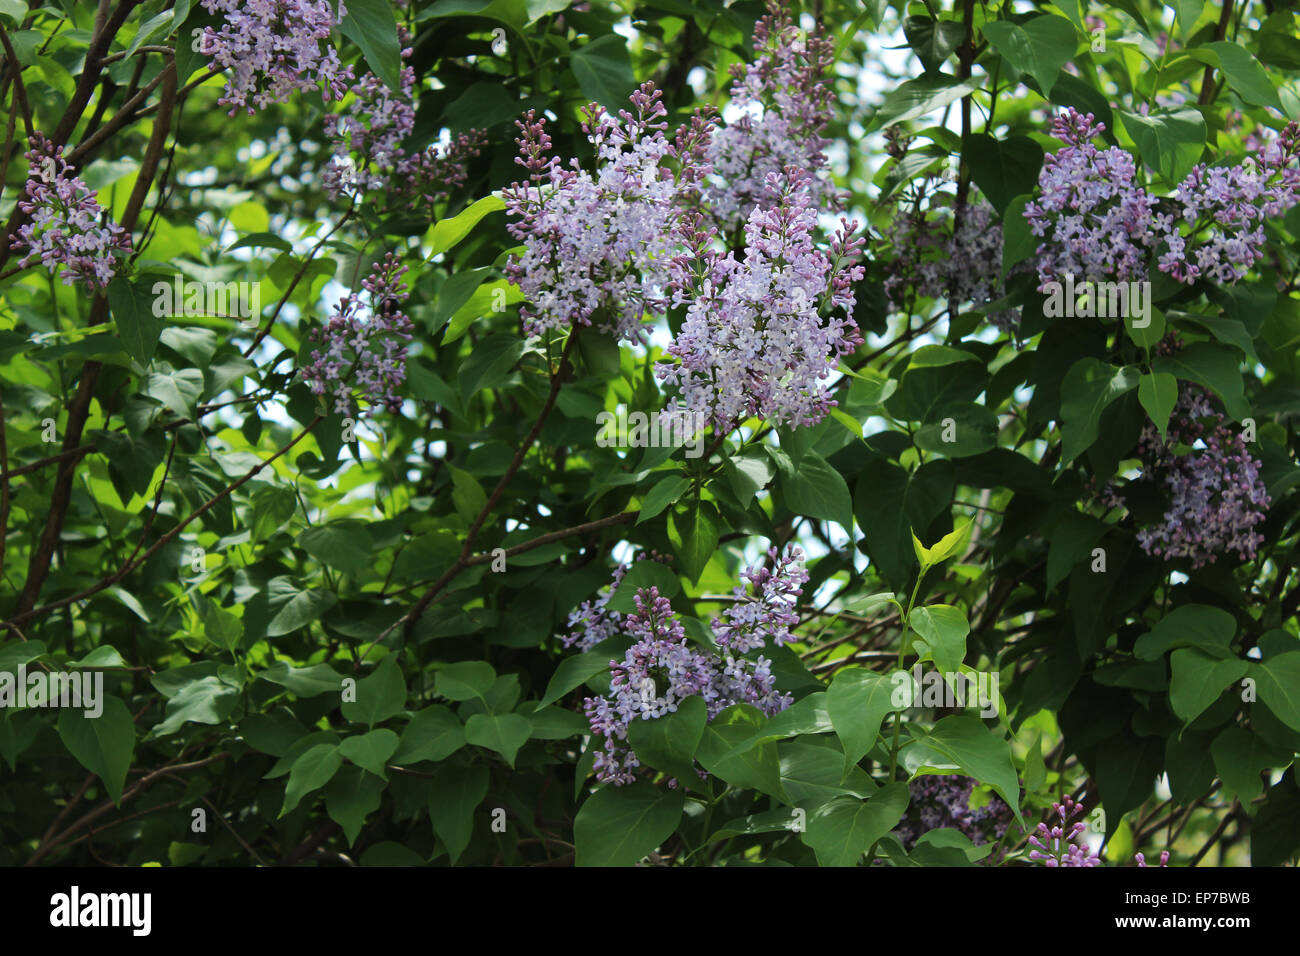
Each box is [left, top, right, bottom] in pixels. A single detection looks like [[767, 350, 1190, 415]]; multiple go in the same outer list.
[[11, 133, 132, 292], [200, 0, 353, 115], [1129, 387, 1270, 568], [502, 84, 685, 342], [1027, 796, 1102, 867], [656, 169, 865, 429], [300, 253, 413, 416], [1024, 108, 1162, 288], [883, 196, 1019, 330], [578, 548, 805, 786], [700, 0, 840, 233], [1158, 122, 1300, 284]]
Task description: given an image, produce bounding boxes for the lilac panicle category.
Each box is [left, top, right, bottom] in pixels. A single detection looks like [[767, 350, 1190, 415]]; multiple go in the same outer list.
[[1024, 108, 1161, 288], [1129, 387, 1270, 568], [700, 0, 840, 232], [201, 0, 353, 115], [892, 774, 1014, 854], [300, 252, 413, 416], [12, 133, 132, 292], [655, 168, 864, 429], [576, 549, 806, 786], [1027, 796, 1102, 867]]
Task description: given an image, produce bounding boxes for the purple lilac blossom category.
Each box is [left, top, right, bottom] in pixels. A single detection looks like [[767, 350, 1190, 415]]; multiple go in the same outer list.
[[1027, 796, 1102, 867], [300, 252, 413, 416], [1129, 387, 1270, 568], [579, 548, 805, 786], [11, 133, 132, 292], [502, 84, 686, 341], [322, 29, 485, 205], [1157, 122, 1300, 284], [699, 1, 840, 233], [1024, 108, 1162, 288], [200, 0, 353, 116], [883, 196, 1019, 330], [892, 774, 1014, 853], [655, 168, 865, 429]]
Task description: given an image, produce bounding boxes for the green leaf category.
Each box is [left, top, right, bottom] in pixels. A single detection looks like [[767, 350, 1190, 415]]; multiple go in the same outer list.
[[627, 694, 708, 792], [779, 740, 878, 805], [697, 704, 784, 798], [1253, 652, 1300, 733], [574, 781, 684, 866], [338, 0, 402, 92], [325, 765, 386, 844], [781, 451, 853, 530], [152, 675, 241, 736], [981, 15, 1077, 96], [1133, 604, 1237, 660], [802, 784, 911, 866], [909, 604, 970, 673], [903, 15, 965, 72], [528, 706, 589, 739], [258, 661, 342, 698], [872, 76, 982, 129], [341, 656, 406, 727], [464, 712, 532, 767], [436, 661, 497, 702], [427, 196, 506, 256], [339, 729, 399, 779], [668, 500, 719, 585], [904, 716, 1022, 825], [1138, 370, 1178, 441], [1001, 195, 1036, 276], [57, 697, 135, 805], [535, 653, 608, 710], [431, 267, 492, 337], [1118, 108, 1206, 183], [267, 586, 337, 637], [428, 762, 489, 864], [915, 402, 998, 458], [1205, 42, 1283, 110], [448, 464, 487, 523], [144, 368, 204, 419], [605, 560, 681, 613], [108, 277, 163, 366], [570, 34, 636, 111], [1211, 727, 1289, 809], [458, 333, 524, 400], [1168, 649, 1249, 725], [1059, 359, 1140, 464], [962, 134, 1043, 214], [296, 522, 373, 573], [828, 668, 898, 776], [280, 743, 343, 816], [636, 475, 692, 525], [1152, 343, 1250, 422], [393, 706, 465, 763]]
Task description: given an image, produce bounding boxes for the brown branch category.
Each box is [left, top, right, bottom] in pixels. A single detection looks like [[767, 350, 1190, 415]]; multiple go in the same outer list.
[[1199, 0, 1235, 105], [0, 22, 34, 137]]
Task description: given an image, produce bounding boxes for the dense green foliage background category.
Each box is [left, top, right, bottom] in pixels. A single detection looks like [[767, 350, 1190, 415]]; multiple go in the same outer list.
[[1, 0, 1299, 867]]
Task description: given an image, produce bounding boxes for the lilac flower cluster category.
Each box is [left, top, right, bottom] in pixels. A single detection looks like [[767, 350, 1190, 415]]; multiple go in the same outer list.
[[1027, 796, 1102, 866], [11, 133, 132, 292], [562, 551, 674, 653], [579, 548, 806, 786], [300, 253, 413, 415], [700, 1, 840, 232], [1136, 850, 1170, 867], [322, 29, 485, 206], [200, 0, 353, 116], [1129, 387, 1270, 568], [1024, 109, 1162, 288], [656, 169, 865, 428], [1158, 123, 1300, 284], [883, 196, 1019, 330], [892, 774, 1014, 853], [502, 85, 684, 341]]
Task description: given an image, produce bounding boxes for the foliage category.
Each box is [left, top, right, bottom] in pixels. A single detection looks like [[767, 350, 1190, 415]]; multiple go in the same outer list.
[[1, 0, 1299, 868]]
